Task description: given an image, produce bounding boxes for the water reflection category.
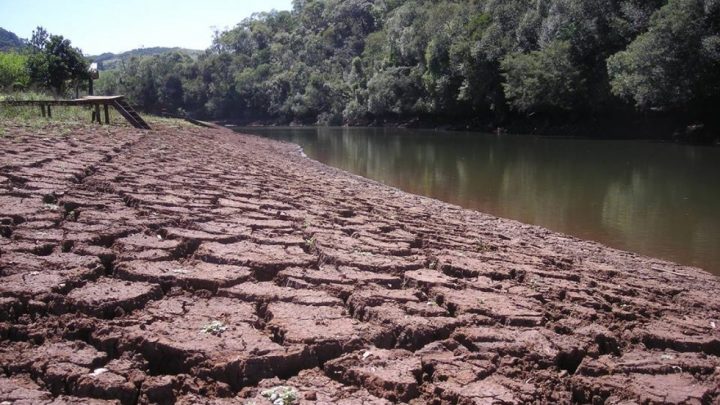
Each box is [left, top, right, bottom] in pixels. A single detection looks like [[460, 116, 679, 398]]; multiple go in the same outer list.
[[238, 126, 720, 275]]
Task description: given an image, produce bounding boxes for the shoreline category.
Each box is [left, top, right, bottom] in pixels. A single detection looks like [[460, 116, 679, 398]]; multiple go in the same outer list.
[[217, 118, 720, 145], [1, 120, 718, 403]]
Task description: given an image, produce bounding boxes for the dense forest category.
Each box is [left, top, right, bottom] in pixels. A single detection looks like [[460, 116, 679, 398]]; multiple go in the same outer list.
[[91, 47, 202, 71], [91, 0, 720, 139], [2, 0, 720, 139]]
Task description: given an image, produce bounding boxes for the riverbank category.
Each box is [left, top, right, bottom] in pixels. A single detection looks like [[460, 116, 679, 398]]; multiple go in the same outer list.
[[219, 112, 720, 145], [1, 119, 718, 404]]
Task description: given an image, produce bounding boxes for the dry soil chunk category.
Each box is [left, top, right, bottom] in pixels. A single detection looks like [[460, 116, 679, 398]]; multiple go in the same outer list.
[[577, 349, 720, 376], [0, 341, 116, 400], [361, 304, 464, 350], [572, 373, 716, 404], [114, 232, 181, 251], [0, 196, 45, 219], [0, 253, 103, 299], [265, 302, 391, 363], [347, 286, 421, 315], [245, 368, 392, 404], [404, 268, 461, 288], [324, 348, 422, 402], [0, 252, 103, 277], [416, 341, 495, 388], [276, 266, 350, 285], [115, 296, 308, 388], [162, 226, 242, 243], [453, 326, 586, 371], [314, 230, 412, 256], [322, 248, 424, 274], [432, 287, 544, 326], [195, 241, 315, 278], [436, 252, 514, 280], [638, 316, 720, 355], [66, 278, 162, 317], [337, 266, 402, 288], [219, 282, 342, 306], [74, 364, 138, 405], [430, 375, 530, 405], [47, 396, 120, 404], [1, 341, 107, 373], [0, 375, 52, 403], [0, 272, 72, 298], [115, 260, 251, 291]]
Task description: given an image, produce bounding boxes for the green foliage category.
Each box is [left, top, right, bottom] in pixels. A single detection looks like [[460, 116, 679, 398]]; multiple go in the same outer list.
[[0, 91, 122, 125], [501, 40, 584, 112], [26, 27, 89, 96], [90, 47, 202, 71], [93, 0, 719, 129], [0, 52, 30, 90], [607, 0, 720, 109], [0, 27, 25, 52]]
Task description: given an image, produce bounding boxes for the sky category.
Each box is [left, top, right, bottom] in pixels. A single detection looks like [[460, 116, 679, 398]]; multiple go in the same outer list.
[[0, 0, 294, 55]]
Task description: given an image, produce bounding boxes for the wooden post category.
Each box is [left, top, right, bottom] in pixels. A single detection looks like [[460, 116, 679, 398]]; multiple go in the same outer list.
[[94, 104, 101, 124], [104, 103, 110, 124], [41, 104, 46, 117], [47, 105, 52, 118]]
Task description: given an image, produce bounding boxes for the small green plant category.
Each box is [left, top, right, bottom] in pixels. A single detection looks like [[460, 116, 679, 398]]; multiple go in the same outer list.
[[261, 386, 298, 405], [304, 236, 316, 250], [201, 321, 227, 336]]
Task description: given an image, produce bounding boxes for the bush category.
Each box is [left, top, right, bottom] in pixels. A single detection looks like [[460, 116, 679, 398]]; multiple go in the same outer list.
[[0, 52, 30, 90], [501, 40, 585, 112]]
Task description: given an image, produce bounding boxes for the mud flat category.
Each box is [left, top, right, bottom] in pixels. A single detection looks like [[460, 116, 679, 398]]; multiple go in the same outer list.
[[0, 120, 719, 404]]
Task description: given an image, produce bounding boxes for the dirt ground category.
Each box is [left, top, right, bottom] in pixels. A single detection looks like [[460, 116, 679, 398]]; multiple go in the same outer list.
[[0, 120, 718, 404]]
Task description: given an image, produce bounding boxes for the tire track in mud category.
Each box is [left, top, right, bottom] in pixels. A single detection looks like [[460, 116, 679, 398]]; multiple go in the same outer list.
[[1, 122, 719, 404]]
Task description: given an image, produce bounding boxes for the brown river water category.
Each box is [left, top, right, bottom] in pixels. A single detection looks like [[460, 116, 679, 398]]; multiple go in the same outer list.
[[237, 126, 720, 276]]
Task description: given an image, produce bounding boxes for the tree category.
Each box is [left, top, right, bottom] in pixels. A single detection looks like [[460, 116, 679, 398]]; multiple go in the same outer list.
[[501, 40, 585, 112], [26, 26, 89, 95], [0, 52, 30, 89], [607, 0, 720, 110]]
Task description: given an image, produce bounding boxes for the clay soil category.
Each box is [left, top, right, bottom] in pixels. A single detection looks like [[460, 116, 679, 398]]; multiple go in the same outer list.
[[0, 120, 719, 405]]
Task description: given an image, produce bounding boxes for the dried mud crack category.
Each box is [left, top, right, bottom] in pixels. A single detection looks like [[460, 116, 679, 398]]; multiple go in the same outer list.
[[1, 121, 719, 404]]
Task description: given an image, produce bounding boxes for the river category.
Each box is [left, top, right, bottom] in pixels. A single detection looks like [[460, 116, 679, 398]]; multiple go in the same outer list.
[[236, 126, 720, 276]]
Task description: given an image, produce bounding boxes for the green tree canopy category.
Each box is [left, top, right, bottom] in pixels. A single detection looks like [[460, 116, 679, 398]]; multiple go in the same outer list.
[[607, 0, 720, 110], [0, 52, 30, 89], [88, 0, 720, 137], [26, 26, 89, 95], [501, 40, 585, 112]]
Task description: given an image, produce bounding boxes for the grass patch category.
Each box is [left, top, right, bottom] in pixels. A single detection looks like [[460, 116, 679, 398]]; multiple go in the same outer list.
[[144, 115, 198, 130], [0, 92, 202, 133], [1, 91, 126, 128]]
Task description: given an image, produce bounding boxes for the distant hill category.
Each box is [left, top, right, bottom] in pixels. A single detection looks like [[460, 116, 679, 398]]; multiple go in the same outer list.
[[0, 27, 26, 51], [90, 47, 203, 70]]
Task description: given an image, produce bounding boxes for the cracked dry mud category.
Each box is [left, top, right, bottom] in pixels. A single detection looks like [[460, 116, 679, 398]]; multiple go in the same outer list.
[[0, 121, 719, 405]]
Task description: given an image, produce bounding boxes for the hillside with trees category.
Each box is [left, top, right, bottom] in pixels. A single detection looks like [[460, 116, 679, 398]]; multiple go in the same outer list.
[[92, 0, 719, 139], [90, 47, 202, 71], [0, 28, 25, 51]]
